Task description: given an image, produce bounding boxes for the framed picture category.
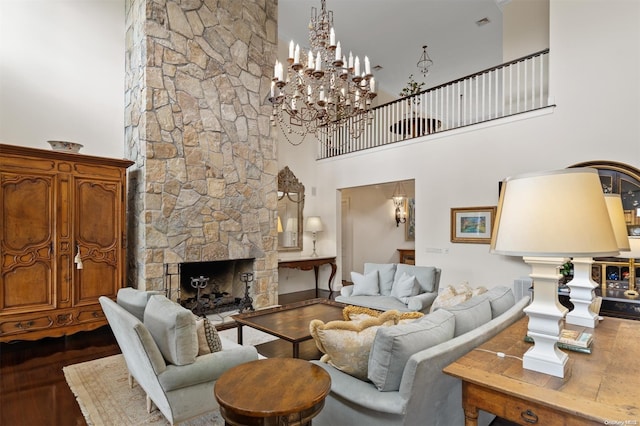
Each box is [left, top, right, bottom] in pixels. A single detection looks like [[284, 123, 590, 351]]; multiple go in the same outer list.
[[450, 206, 497, 244], [405, 198, 415, 241]]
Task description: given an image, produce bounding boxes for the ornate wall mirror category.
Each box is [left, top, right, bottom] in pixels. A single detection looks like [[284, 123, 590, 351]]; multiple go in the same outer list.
[[278, 166, 305, 251]]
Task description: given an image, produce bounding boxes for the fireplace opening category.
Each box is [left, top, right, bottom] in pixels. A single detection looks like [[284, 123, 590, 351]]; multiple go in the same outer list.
[[164, 258, 255, 316]]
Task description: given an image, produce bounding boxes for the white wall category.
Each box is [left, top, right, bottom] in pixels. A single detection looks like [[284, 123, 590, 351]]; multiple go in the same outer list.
[[342, 181, 415, 273], [0, 0, 125, 158], [278, 0, 640, 291], [503, 0, 550, 61]]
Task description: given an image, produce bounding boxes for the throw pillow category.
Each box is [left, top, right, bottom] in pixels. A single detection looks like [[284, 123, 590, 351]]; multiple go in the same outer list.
[[429, 283, 489, 313], [309, 310, 400, 380], [443, 296, 492, 337], [390, 272, 420, 304], [351, 270, 380, 296], [144, 295, 198, 366], [429, 285, 470, 313], [342, 305, 424, 323], [195, 317, 223, 355], [394, 264, 438, 293], [368, 309, 455, 391], [364, 263, 397, 296], [485, 286, 515, 318]]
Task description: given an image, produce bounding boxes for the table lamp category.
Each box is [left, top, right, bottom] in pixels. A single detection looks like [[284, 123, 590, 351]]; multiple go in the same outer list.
[[490, 168, 619, 378], [565, 193, 630, 327], [618, 236, 640, 297], [305, 216, 323, 257], [286, 218, 298, 247]]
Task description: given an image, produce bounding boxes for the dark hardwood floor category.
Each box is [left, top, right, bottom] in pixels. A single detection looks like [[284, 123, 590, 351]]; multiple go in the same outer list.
[[0, 289, 515, 426], [0, 289, 324, 426]]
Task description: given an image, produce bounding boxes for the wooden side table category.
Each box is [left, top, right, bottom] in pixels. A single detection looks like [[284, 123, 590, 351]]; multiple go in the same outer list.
[[443, 317, 640, 425], [214, 358, 331, 425]]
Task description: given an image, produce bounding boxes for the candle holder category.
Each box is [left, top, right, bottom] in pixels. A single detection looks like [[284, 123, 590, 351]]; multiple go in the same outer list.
[[238, 272, 255, 313], [190, 275, 210, 316]]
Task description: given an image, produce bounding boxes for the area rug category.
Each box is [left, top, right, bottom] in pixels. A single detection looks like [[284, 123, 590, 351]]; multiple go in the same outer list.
[[63, 327, 277, 425], [64, 354, 228, 426], [217, 326, 278, 346]]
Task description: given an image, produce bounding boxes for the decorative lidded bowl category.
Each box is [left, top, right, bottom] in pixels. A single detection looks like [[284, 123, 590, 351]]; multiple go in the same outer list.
[[47, 141, 83, 153]]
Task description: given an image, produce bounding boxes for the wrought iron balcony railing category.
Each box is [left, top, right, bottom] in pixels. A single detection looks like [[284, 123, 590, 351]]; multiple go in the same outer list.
[[318, 49, 551, 159]]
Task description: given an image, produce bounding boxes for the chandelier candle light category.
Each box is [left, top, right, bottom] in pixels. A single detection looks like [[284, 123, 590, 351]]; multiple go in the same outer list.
[[270, 0, 377, 145]]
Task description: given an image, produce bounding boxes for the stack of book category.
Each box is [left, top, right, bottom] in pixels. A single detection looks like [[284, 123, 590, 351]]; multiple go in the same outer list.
[[525, 327, 593, 354]]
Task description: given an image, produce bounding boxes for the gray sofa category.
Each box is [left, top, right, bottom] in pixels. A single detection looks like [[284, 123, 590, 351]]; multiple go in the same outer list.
[[336, 263, 441, 314], [312, 286, 529, 426], [99, 289, 258, 425]]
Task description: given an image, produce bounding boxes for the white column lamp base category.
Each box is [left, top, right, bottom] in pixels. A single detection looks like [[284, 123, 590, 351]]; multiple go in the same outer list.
[[522, 256, 569, 378], [565, 257, 598, 328]]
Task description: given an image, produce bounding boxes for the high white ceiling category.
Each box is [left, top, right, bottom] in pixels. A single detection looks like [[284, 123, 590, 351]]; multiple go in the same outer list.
[[278, 0, 505, 101]]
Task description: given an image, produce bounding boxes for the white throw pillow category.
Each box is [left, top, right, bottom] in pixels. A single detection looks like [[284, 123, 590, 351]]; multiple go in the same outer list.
[[390, 272, 420, 303], [351, 270, 380, 296]]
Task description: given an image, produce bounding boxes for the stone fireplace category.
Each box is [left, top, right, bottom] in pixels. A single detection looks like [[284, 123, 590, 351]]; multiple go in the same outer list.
[[165, 258, 255, 316], [123, 0, 279, 309]]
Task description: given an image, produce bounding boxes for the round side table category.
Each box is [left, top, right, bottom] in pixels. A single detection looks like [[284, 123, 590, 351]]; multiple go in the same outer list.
[[214, 358, 331, 426]]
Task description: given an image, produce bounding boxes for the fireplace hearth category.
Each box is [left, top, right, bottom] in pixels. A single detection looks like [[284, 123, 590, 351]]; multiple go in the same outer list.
[[164, 259, 255, 316]]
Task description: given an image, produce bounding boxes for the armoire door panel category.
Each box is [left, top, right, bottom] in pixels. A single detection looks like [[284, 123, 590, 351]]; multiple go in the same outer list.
[[1, 173, 55, 313], [2, 175, 53, 250], [74, 177, 122, 306], [75, 179, 119, 248], [2, 265, 52, 310], [75, 260, 118, 303]]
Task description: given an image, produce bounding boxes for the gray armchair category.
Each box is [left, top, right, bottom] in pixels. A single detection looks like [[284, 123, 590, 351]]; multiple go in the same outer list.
[[99, 290, 258, 425]]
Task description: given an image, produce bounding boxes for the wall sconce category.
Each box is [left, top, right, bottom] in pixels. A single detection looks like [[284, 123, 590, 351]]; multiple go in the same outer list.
[[305, 216, 323, 257], [277, 216, 283, 233], [392, 182, 407, 227]]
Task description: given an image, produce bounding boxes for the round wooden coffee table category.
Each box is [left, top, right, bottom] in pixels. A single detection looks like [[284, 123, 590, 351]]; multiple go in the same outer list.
[[214, 358, 331, 426]]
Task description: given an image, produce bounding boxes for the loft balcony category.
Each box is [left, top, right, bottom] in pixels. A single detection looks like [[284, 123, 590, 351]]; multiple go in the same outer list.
[[319, 49, 552, 159]]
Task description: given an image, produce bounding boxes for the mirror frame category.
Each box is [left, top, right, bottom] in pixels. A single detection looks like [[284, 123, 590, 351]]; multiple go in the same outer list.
[[277, 166, 305, 252]]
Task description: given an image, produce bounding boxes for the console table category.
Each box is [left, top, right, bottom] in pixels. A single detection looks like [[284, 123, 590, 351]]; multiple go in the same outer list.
[[278, 256, 337, 298], [443, 316, 639, 425]]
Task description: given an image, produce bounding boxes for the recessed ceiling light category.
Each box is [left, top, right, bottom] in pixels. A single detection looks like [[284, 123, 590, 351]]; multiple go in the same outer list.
[[476, 17, 491, 26]]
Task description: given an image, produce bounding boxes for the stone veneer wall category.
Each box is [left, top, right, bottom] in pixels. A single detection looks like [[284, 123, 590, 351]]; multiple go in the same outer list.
[[124, 0, 279, 308]]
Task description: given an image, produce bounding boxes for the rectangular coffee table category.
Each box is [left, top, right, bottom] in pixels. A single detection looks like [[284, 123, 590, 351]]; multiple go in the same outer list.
[[232, 298, 346, 358]]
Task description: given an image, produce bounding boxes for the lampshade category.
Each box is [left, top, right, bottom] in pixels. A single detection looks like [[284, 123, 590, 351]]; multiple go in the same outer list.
[[306, 216, 323, 233], [277, 216, 283, 233], [604, 194, 631, 251], [392, 182, 407, 204], [286, 218, 297, 232], [618, 236, 640, 259], [491, 168, 620, 257]]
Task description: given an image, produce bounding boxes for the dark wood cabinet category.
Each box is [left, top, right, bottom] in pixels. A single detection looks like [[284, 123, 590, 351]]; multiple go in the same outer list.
[[0, 144, 133, 341]]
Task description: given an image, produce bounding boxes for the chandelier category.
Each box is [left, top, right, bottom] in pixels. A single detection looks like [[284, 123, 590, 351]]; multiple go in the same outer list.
[[417, 45, 433, 76], [270, 0, 377, 146]]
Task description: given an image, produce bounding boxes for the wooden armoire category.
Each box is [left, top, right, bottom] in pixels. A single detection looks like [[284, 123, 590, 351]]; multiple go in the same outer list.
[[0, 144, 133, 342]]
